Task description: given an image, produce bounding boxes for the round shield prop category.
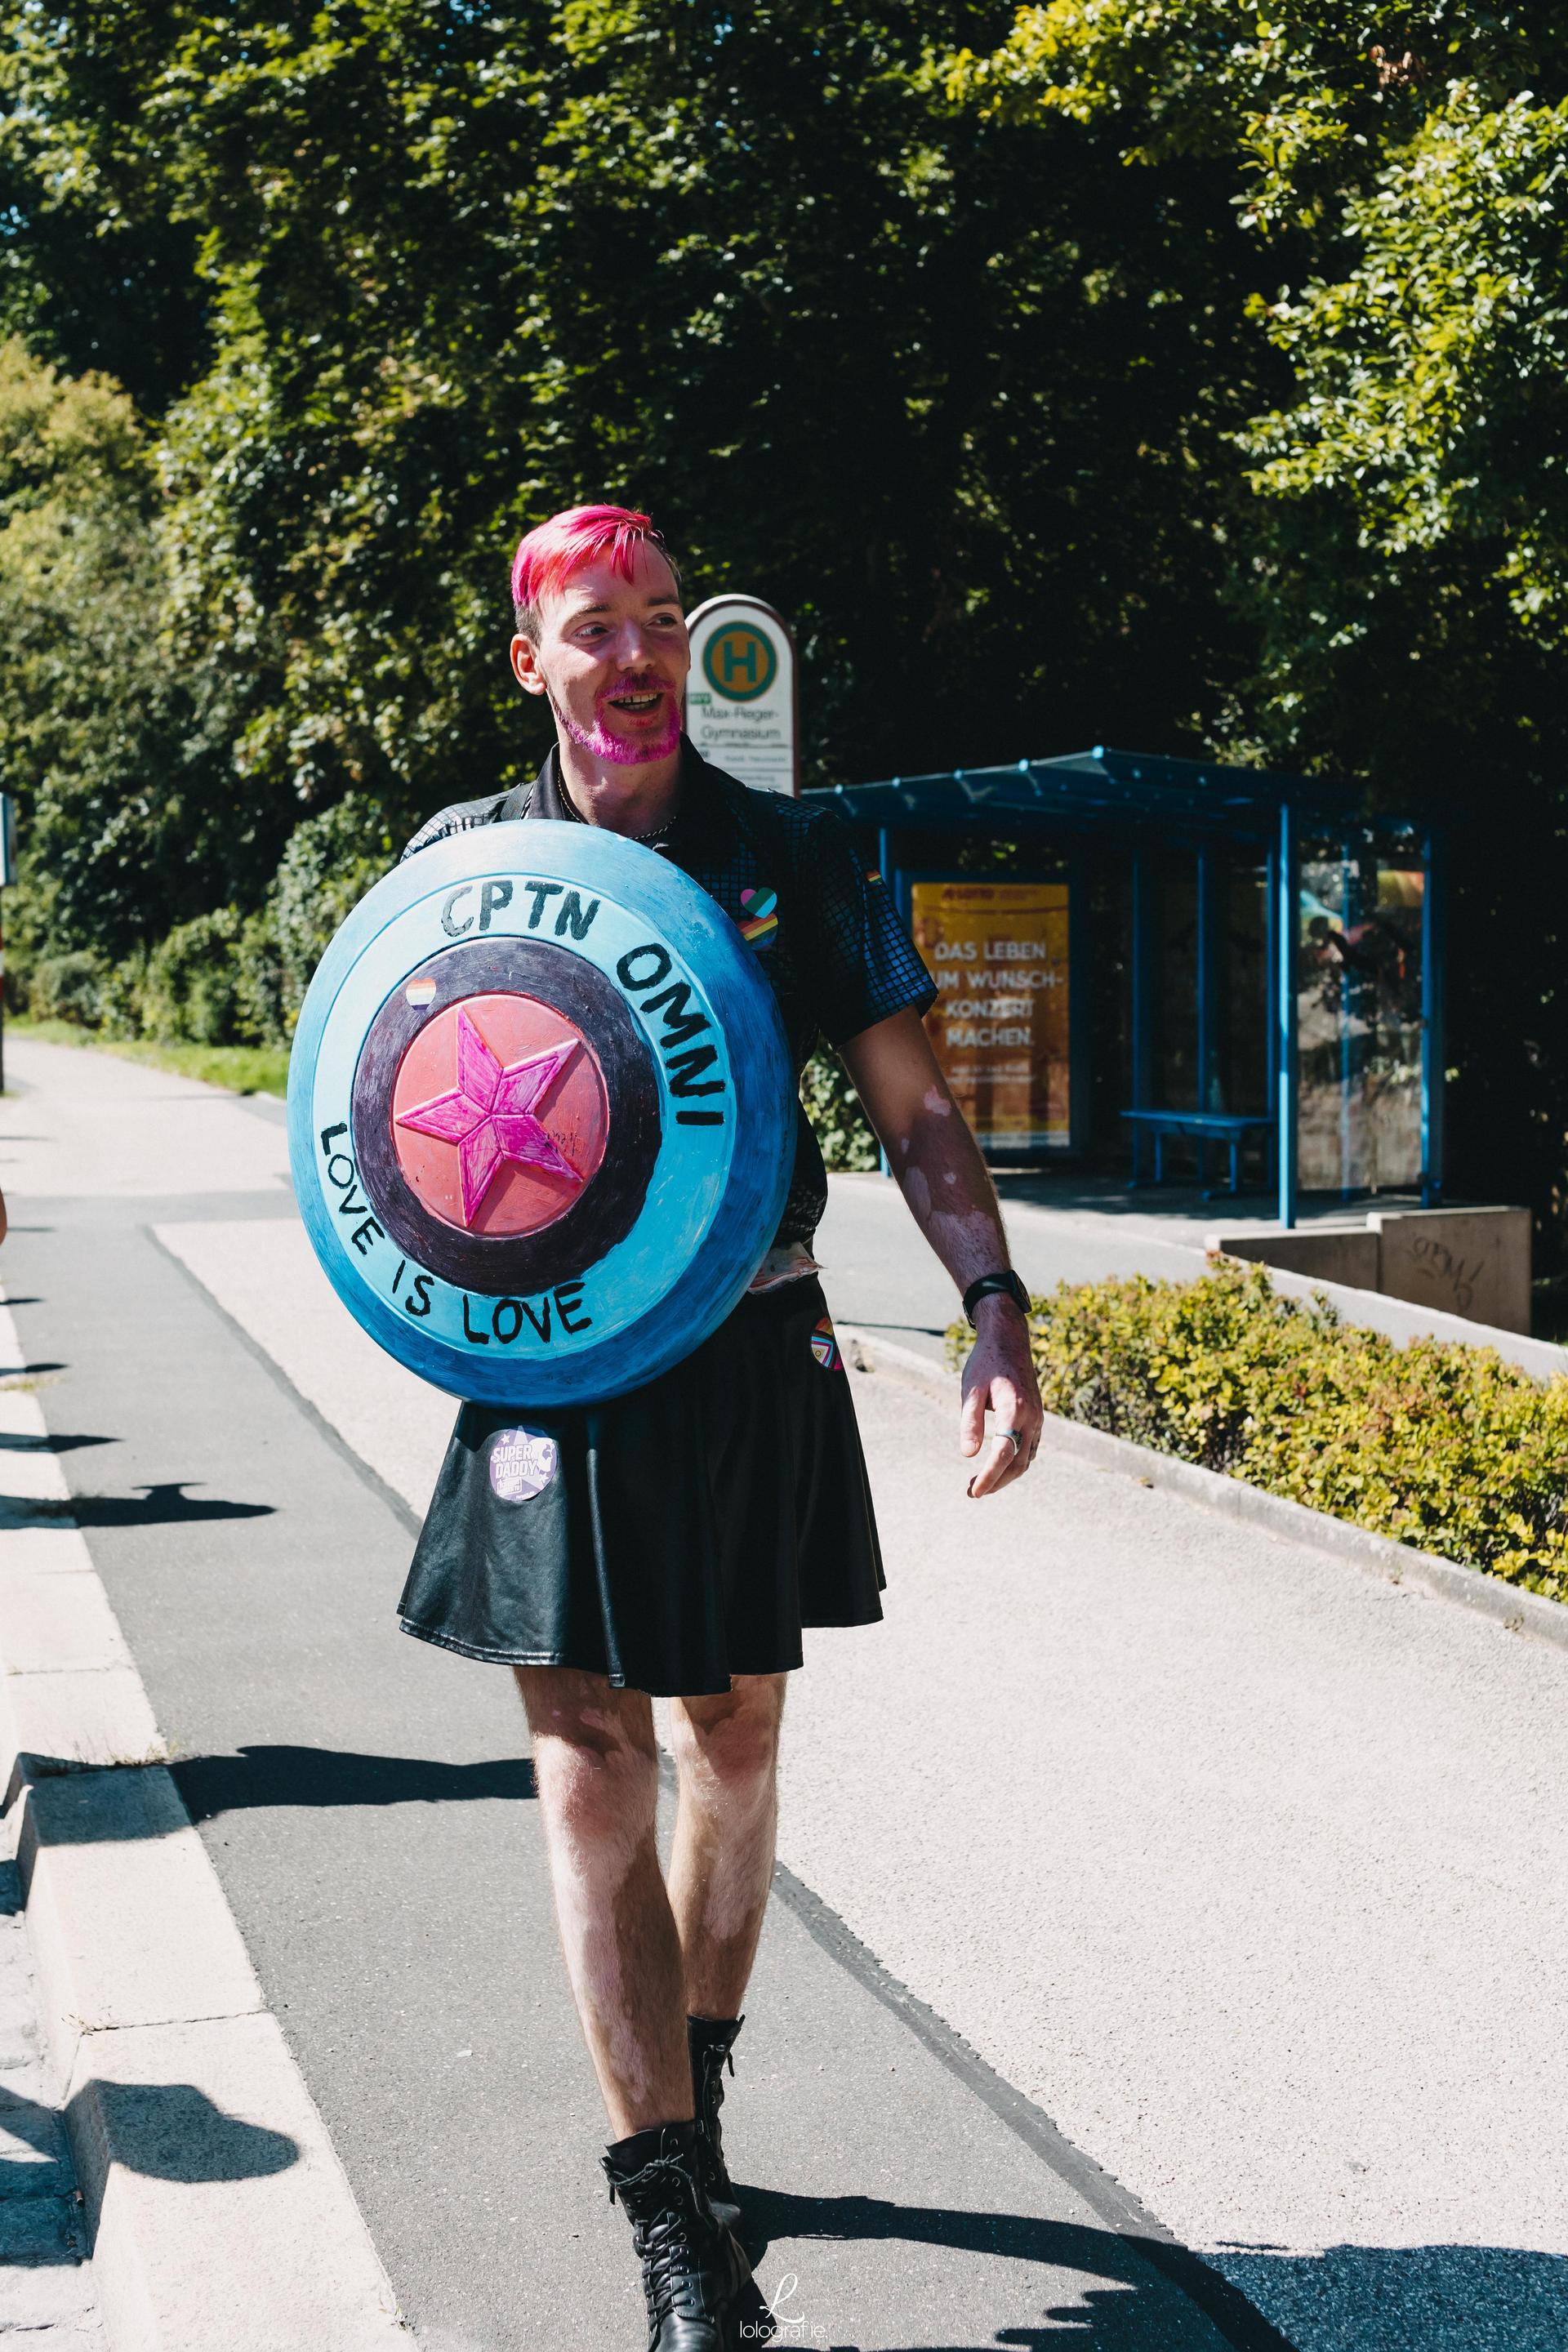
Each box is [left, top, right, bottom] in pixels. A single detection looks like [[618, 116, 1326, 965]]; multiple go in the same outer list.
[[287, 821, 794, 1407]]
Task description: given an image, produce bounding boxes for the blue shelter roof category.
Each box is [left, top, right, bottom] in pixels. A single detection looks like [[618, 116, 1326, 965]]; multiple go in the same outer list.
[[813, 746, 1376, 841]]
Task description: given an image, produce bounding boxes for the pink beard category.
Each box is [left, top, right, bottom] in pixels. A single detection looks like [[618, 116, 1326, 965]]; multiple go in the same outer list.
[[554, 683, 681, 768]]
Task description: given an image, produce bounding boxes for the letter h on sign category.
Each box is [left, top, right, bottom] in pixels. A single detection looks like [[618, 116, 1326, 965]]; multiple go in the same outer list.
[[719, 637, 759, 689]]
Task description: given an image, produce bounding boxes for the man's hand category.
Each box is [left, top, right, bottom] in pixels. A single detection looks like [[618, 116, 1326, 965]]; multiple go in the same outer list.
[[959, 1298, 1044, 1499]]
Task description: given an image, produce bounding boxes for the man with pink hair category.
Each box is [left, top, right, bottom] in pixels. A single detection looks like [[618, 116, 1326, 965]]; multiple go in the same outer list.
[[399, 504, 1042, 2348]]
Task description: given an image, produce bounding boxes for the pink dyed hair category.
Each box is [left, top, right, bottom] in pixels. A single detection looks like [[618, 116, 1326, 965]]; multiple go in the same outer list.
[[510, 504, 679, 635]]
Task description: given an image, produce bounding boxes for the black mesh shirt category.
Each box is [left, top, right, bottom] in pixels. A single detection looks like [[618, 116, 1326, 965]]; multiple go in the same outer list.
[[399, 739, 937, 1244]]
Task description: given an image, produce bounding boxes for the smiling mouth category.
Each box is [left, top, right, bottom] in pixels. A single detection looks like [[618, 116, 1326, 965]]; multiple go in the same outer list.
[[605, 689, 665, 715]]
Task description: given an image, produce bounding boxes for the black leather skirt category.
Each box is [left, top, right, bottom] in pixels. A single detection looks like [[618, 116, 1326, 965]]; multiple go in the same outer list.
[[396, 1278, 884, 1696]]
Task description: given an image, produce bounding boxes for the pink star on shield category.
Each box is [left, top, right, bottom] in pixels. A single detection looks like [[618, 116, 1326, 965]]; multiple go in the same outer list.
[[394, 1006, 586, 1227]]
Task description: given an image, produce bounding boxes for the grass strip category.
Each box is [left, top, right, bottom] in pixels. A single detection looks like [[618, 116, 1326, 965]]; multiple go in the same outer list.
[[7, 1018, 288, 1098], [949, 1255, 1568, 1605]]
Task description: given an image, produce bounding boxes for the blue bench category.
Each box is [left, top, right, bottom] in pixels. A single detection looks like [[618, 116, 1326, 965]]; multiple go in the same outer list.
[[1120, 1108, 1276, 1195]]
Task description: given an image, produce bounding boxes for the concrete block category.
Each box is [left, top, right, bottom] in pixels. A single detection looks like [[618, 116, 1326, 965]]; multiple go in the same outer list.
[[1205, 1225, 1381, 1290], [1370, 1205, 1532, 1334], [69, 2011, 406, 2352], [0, 2189, 84, 2259], [0, 1572, 131, 1678], [0, 2257, 103, 2333], [0, 1666, 166, 1789], [0, 1390, 50, 1444], [0, 1522, 99, 1577], [0, 2094, 77, 2195], [0, 1444, 72, 1507], [1244, 1259, 1568, 1379], [18, 1769, 263, 2095]]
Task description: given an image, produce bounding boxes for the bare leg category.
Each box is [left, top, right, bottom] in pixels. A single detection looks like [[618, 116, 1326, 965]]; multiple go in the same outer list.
[[666, 1674, 786, 2019], [514, 1666, 690, 2139]]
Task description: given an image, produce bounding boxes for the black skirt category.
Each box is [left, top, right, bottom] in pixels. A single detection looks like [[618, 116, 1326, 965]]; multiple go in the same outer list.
[[397, 1278, 884, 1696]]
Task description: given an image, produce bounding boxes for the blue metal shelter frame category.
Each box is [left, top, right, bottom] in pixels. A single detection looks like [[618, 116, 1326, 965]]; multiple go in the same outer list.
[[816, 746, 1443, 1227]]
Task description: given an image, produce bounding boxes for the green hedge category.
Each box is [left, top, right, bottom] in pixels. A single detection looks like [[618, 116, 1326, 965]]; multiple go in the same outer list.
[[948, 1256, 1568, 1605], [12, 794, 393, 1050], [800, 1045, 879, 1171]]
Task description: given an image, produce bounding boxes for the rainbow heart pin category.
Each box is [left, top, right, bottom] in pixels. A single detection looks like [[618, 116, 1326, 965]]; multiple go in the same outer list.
[[738, 884, 778, 949]]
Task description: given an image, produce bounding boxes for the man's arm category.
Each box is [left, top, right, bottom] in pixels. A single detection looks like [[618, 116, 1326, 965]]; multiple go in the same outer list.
[[838, 1008, 1043, 1497]]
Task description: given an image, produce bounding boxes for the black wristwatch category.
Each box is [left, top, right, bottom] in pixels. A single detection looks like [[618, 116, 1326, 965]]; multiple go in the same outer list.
[[963, 1269, 1031, 1326]]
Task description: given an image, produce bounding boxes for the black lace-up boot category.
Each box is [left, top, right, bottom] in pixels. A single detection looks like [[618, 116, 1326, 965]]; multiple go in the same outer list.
[[602, 2118, 768, 2350], [688, 2014, 744, 2230]]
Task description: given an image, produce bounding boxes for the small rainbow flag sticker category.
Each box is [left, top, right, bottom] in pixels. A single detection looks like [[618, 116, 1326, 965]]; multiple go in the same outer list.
[[738, 884, 778, 949], [810, 1314, 842, 1371]]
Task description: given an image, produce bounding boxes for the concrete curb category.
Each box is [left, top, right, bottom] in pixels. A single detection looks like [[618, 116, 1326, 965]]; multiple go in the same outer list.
[[0, 1305, 408, 2350], [839, 1323, 1568, 1659]]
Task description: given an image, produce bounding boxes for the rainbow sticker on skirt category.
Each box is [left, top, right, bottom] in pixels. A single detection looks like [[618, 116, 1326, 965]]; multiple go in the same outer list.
[[738, 884, 778, 950], [811, 1314, 842, 1371]]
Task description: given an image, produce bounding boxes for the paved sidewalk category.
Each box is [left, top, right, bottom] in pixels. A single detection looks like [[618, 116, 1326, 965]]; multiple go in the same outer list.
[[0, 1850, 105, 2346]]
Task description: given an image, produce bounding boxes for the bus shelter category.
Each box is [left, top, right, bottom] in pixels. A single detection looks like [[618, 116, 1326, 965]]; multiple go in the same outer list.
[[817, 747, 1444, 1227]]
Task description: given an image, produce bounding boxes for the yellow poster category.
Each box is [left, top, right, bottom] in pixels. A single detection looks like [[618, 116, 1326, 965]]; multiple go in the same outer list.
[[909, 881, 1069, 1148]]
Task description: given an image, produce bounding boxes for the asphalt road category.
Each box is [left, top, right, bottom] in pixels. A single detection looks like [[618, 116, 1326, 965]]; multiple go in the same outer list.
[[4, 1038, 1566, 2352]]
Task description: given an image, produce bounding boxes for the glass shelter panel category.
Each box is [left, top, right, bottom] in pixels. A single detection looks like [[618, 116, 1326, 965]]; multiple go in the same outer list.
[[1221, 858, 1269, 1116], [1298, 841, 1424, 1192], [1152, 857, 1197, 1109]]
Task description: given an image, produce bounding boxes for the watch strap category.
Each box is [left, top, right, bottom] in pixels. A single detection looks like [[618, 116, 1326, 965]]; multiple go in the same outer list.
[[963, 1270, 1030, 1326]]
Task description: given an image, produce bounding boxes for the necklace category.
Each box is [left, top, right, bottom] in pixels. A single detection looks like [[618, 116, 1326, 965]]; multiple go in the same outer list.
[[558, 784, 675, 846]]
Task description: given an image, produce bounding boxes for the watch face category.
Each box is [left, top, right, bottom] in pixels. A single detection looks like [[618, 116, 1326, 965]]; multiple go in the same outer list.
[[288, 822, 795, 1408], [969, 1272, 1029, 1321]]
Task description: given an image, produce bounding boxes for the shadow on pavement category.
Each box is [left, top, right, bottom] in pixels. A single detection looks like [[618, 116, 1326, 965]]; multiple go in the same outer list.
[[1205, 2239, 1568, 2352], [0, 2079, 296, 2261], [69, 1482, 274, 1527], [843, 1319, 949, 1341], [0, 1429, 112, 1453], [738, 2184, 1568, 2352], [739, 2188, 1288, 2352], [73, 2079, 298, 2185], [173, 1744, 537, 1822]]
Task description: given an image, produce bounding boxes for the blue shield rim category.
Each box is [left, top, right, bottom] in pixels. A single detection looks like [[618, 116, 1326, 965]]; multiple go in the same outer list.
[[287, 820, 795, 1406]]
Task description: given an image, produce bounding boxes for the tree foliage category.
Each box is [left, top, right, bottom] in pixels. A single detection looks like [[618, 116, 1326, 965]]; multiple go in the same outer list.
[[948, 2, 1568, 1238], [0, 3, 1566, 1230], [7, 0, 1271, 829], [0, 336, 185, 966]]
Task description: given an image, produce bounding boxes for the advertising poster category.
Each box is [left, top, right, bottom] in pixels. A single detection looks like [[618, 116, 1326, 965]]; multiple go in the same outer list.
[[684, 597, 798, 795], [910, 881, 1070, 1150]]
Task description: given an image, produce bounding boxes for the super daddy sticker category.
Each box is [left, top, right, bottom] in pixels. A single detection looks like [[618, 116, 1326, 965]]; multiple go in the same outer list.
[[488, 1428, 560, 1502]]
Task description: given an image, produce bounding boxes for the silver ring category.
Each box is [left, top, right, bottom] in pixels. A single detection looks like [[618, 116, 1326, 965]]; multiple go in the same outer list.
[[996, 1428, 1022, 1452]]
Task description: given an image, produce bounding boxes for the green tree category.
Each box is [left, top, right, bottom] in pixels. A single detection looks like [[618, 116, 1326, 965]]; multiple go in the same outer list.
[[0, 336, 178, 974], [0, 2, 209, 408], [950, 3, 1568, 1245], [0, 333, 310, 973], [18, 0, 1272, 833]]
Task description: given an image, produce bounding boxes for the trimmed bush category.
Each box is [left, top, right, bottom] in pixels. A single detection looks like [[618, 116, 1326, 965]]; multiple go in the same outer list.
[[29, 950, 108, 1027], [262, 794, 391, 1040], [140, 909, 244, 1045], [948, 1256, 1568, 1604], [20, 794, 396, 1054], [800, 1045, 879, 1172]]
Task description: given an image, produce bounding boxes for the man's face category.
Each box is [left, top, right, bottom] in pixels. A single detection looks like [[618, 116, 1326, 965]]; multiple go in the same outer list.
[[510, 542, 689, 768]]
